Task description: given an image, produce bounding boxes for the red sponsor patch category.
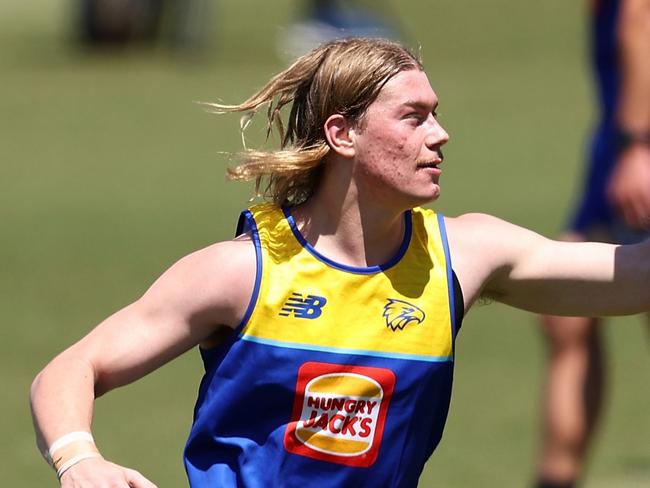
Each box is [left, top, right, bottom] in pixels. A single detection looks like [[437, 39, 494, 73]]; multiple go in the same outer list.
[[284, 362, 395, 467]]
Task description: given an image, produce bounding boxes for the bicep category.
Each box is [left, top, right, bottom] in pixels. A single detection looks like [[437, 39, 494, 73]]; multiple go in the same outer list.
[[486, 225, 650, 316], [68, 241, 255, 394], [71, 300, 200, 395], [449, 212, 649, 317], [489, 238, 622, 315]]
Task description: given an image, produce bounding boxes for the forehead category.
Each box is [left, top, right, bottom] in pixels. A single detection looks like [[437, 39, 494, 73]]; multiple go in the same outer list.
[[373, 69, 438, 109]]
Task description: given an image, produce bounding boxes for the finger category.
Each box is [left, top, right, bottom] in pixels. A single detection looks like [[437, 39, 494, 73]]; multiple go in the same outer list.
[[124, 468, 158, 488]]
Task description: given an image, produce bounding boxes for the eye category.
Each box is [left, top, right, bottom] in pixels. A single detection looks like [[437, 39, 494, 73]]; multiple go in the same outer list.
[[405, 112, 426, 123]]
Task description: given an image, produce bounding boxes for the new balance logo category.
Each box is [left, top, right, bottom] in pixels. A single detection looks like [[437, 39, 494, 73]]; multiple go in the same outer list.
[[279, 293, 328, 319]]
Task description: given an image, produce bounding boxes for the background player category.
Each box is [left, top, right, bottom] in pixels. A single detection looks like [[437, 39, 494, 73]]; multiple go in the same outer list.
[[536, 1, 650, 487]]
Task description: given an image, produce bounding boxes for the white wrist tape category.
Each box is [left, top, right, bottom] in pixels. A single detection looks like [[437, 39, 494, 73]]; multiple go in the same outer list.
[[48, 431, 94, 459], [48, 431, 101, 477], [56, 452, 102, 479]]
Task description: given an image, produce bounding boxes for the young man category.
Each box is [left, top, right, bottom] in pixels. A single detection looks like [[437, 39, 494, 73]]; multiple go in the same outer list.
[[30, 37, 650, 488], [536, 1, 650, 486]]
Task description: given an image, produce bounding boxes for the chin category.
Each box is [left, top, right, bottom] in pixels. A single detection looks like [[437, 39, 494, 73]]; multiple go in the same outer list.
[[404, 192, 439, 210], [416, 187, 441, 204]]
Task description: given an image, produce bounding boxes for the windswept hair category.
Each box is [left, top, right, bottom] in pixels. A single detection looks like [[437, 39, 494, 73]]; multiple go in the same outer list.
[[206, 37, 423, 206]]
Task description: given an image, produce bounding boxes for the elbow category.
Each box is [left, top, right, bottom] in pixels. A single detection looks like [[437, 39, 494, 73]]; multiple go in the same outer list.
[[30, 367, 51, 408], [29, 370, 43, 408], [30, 353, 104, 403], [94, 378, 111, 398], [29, 371, 51, 458]]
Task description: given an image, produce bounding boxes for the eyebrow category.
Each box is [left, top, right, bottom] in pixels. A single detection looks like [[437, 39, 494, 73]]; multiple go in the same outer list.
[[403, 100, 438, 112]]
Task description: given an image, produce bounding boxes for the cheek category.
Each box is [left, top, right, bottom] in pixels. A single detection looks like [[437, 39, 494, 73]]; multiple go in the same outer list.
[[358, 152, 408, 184], [375, 129, 406, 151], [366, 133, 407, 162], [355, 127, 412, 180]]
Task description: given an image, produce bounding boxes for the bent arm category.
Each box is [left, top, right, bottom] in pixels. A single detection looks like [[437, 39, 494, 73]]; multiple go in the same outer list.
[[30, 239, 255, 484], [446, 213, 650, 316]]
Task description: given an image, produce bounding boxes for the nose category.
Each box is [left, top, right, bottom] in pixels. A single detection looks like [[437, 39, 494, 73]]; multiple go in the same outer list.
[[425, 116, 450, 149]]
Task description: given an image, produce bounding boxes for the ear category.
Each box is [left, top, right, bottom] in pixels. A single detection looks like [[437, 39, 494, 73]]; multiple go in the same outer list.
[[323, 114, 356, 158]]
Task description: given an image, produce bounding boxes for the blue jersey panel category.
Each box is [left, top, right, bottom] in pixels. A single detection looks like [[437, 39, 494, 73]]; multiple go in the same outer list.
[[185, 339, 453, 488]]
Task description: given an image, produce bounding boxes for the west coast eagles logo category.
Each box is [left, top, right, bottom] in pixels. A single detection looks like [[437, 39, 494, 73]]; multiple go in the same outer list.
[[382, 298, 425, 331]]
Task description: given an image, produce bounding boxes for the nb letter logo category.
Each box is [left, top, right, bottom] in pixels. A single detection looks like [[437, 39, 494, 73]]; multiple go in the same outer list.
[[279, 292, 327, 319]]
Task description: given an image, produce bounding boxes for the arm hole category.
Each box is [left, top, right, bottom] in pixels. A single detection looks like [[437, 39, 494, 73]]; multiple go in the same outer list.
[[233, 210, 263, 333], [436, 213, 464, 340], [199, 210, 261, 362], [451, 269, 465, 335], [236, 211, 251, 237]]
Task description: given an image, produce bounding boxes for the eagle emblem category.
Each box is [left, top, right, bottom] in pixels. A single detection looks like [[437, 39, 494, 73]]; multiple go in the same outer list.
[[382, 299, 426, 331]]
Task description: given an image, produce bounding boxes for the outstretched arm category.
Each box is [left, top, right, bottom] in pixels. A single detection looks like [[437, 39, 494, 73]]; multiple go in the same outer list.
[[446, 213, 650, 316], [30, 239, 255, 487]]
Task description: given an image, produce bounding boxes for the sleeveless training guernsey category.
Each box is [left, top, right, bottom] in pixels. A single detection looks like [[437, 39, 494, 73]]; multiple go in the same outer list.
[[184, 203, 460, 487]]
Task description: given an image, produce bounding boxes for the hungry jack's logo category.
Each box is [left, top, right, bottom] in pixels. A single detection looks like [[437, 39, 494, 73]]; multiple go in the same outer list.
[[382, 298, 426, 331], [284, 362, 395, 467]]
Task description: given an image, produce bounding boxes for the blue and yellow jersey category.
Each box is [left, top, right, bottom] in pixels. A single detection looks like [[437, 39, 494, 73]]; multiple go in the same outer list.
[[184, 203, 462, 487]]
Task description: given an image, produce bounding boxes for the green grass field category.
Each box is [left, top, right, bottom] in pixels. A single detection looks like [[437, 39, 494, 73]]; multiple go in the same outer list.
[[3, 1, 649, 486]]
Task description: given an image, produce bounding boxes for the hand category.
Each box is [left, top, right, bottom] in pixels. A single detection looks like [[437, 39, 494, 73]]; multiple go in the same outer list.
[[606, 144, 650, 230], [59, 457, 158, 488]]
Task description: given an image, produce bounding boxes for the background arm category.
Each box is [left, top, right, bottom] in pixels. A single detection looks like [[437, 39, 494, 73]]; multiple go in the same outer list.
[[607, 0, 650, 229]]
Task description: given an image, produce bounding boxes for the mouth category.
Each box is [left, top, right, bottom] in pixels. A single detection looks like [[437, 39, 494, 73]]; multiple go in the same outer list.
[[416, 159, 443, 171]]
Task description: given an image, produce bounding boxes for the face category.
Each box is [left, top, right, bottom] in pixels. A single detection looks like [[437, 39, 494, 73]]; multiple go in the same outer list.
[[350, 69, 449, 209]]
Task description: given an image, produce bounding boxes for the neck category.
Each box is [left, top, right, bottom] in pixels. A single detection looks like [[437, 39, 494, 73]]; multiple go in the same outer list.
[[290, 159, 408, 268]]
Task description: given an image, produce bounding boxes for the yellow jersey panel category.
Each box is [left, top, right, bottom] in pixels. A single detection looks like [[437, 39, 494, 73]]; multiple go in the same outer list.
[[240, 204, 453, 361]]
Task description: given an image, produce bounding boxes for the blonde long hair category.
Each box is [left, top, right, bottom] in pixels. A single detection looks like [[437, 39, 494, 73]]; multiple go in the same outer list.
[[207, 37, 422, 206]]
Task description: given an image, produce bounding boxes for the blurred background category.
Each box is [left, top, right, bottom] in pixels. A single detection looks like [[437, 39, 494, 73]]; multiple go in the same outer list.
[[2, 0, 648, 486]]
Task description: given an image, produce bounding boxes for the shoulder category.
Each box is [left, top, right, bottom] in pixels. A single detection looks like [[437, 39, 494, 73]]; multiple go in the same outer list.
[[442, 212, 513, 258], [415, 208, 506, 234], [183, 235, 257, 294], [443, 212, 508, 233], [180, 235, 256, 272], [440, 213, 547, 310], [443, 212, 542, 250], [144, 236, 257, 330], [164, 236, 256, 288]]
